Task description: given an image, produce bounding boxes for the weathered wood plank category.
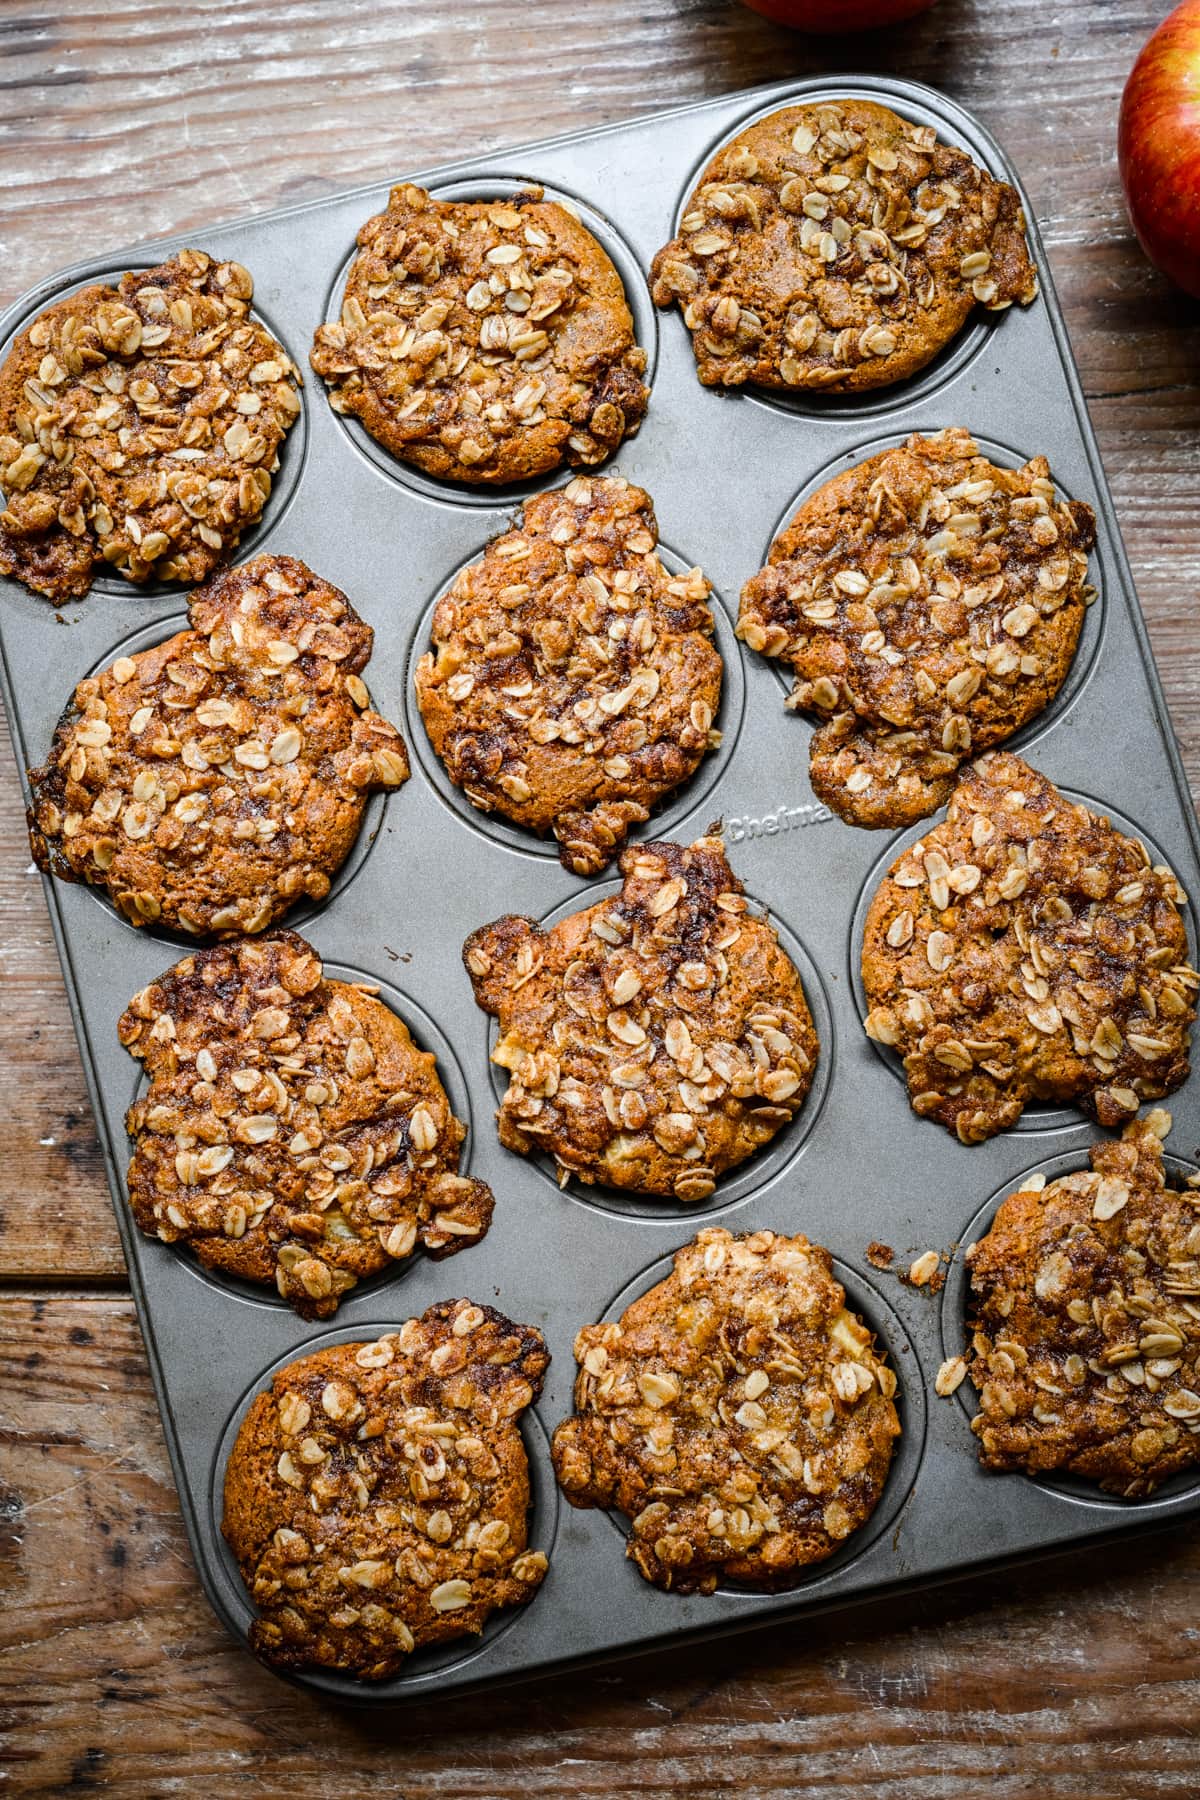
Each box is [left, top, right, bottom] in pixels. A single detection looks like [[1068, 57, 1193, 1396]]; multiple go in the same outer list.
[[2, 1295, 1199, 1799]]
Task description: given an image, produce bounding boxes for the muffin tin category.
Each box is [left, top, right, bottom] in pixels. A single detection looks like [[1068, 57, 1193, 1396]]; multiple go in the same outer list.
[[3, 74, 1200, 1702]]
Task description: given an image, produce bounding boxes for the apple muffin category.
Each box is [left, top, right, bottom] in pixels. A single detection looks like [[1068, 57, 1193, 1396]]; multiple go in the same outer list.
[[119, 931, 494, 1315], [464, 836, 818, 1201], [311, 184, 648, 484], [0, 251, 301, 602], [738, 429, 1096, 828], [651, 99, 1037, 395], [223, 1304, 549, 1678], [28, 553, 409, 937], [552, 1227, 900, 1591], [862, 753, 1197, 1143], [415, 474, 722, 874], [966, 1112, 1200, 1497]]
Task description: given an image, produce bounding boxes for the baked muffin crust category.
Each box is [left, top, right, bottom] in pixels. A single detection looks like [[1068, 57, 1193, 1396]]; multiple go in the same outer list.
[[862, 754, 1196, 1143], [223, 1303, 549, 1678], [0, 250, 301, 602], [120, 932, 493, 1315], [552, 1227, 900, 1591], [29, 553, 409, 936], [738, 430, 1096, 827], [651, 99, 1037, 395], [967, 1113, 1200, 1497], [312, 184, 648, 484], [415, 474, 722, 874], [464, 836, 818, 1201]]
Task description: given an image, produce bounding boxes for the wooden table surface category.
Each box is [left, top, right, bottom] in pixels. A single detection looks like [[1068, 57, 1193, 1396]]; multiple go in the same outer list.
[[3, 1, 1199, 1793]]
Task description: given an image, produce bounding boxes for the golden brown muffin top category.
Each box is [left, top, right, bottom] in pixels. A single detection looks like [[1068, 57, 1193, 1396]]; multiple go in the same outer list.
[[967, 1113, 1200, 1496], [28, 553, 408, 936], [863, 754, 1196, 1143], [0, 250, 300, 601], [223, 1303, 549, 1679], [739, 430, 1095, 828], [465, 837, 818, 1201], [553, 1227, 900, 1591], [416, 474, 721, 874], [120, 931, 493, 1315], [312, 184, 648, 484], [651, 99, 1037, 395]]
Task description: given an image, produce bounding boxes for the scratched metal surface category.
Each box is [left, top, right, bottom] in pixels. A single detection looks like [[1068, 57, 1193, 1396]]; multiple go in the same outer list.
[[2, 74, 1199, 1704]]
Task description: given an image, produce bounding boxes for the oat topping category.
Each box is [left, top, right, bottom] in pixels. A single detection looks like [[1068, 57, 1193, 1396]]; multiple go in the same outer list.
[[311, 185, 648, 485], [415, 475, 722, 874], [967, 1113, 1200, 1496], [552, 1227, 900, 1591], [119, 932, 493, 1316], [464, 837, 818, 1201], [0, 250, 301, 602], [222, 1303, 549, 1678], [738, 430, 1097, 828], [935, 1355, 968, 1397], [862, 753, 1197, 1143], [651, 100, 1037, 395], [907, 1249, 943, 1288], [28, 554, 409, 937]]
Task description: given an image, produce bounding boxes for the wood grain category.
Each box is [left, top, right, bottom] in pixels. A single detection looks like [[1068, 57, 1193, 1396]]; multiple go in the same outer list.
[[1, 0, 1199, 1791], [4, 1296, 1200, 1799]]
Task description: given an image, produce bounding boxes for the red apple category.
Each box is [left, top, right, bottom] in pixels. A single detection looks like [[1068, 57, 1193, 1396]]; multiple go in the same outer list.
[[739, 0, 938, 30], [1119, 0, 1200, 297]]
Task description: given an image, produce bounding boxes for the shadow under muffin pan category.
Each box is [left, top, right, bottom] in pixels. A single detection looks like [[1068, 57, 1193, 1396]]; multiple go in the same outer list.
[[121, 964, 478, 1315], [482, 879, 835, 1222], [589, 1246, 927, 1597], [403, 527, 746, 865], [0, 262, 310, 603], [939, 1149, 1200, 1514], [848, 791, 1199, 1137], [665, 76, 1026, 426], [206, 1320, 561, 1702], [5, 73, 1200, 1700], [753, 429, 1106, 757], [318, 171, 658, 513]]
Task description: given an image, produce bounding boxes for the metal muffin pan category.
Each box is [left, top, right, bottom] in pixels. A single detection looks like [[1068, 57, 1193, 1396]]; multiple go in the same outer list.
[[3, 73, 1200, 1702]]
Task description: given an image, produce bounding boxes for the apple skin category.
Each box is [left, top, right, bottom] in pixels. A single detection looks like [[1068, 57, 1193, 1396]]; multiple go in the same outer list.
[[1119, 0, 1200, 298], [739, 0, 938, 30]]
